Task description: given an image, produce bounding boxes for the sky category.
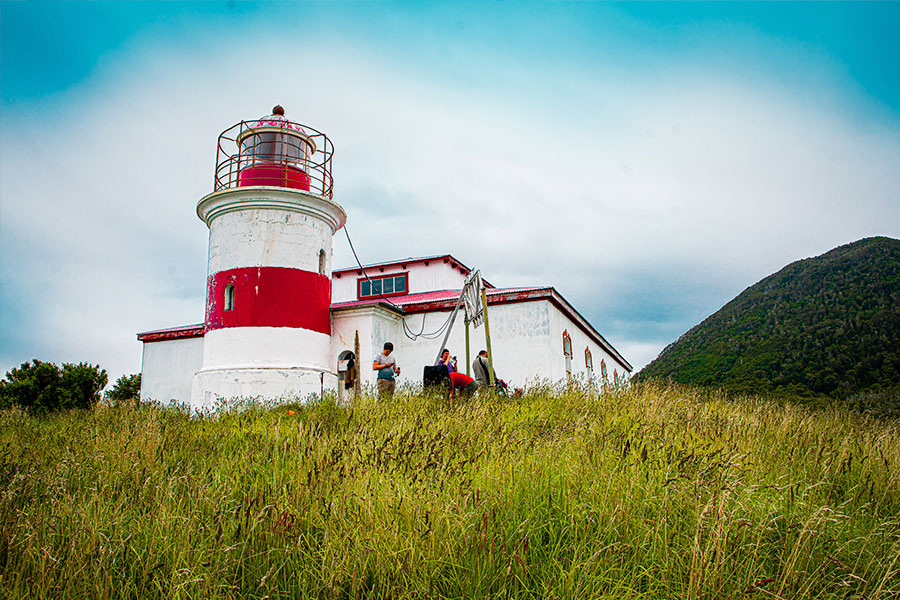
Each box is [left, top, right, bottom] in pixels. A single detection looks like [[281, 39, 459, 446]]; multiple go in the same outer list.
[[2, 1, 899, 386]]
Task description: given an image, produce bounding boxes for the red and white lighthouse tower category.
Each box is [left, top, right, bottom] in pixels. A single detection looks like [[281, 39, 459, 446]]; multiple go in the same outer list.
[[191, 106, 346, 410]]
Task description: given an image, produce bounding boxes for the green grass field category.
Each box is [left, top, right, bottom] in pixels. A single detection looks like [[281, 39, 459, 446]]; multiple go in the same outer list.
[[1, 383, 898, 599]]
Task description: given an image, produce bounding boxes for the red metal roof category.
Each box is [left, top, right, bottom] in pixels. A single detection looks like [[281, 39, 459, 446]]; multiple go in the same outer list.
[[331, 286, 545, 310], [137, 323, 204, 342]]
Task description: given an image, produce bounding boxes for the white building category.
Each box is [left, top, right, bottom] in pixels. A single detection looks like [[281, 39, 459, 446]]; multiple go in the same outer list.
[[137, 108, 631, 409]]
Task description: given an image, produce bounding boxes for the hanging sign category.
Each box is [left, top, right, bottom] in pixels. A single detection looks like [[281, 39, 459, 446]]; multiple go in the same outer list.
[[463, 271, 485, 328]]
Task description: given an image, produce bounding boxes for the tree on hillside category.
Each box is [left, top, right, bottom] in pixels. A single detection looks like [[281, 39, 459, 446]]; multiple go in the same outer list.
[[0, 359, 108, 413], [638, 236, 900, 401]]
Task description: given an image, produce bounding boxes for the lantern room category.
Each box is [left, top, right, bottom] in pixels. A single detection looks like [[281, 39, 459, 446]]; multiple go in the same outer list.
[[211, 105, 334, 198]]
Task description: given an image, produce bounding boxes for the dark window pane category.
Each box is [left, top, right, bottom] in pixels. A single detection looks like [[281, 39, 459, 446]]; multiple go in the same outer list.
[[258, 132, 277, 160], [383, 277, 394, 294], [360, 281, 370, 297], [224, 284, 235, 311], [394, 276, 405, 293], [285, 137, 302, 161], [372, 279, 382, 294], [241, 135, 257, 156]]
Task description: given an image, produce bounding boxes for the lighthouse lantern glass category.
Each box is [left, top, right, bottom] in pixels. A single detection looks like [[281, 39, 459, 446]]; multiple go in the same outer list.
[[240, 131, 311, 166], [215, 111, 332, 197]]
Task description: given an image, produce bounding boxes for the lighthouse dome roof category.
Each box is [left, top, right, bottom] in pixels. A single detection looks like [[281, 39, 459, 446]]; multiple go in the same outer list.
[[236, 105, 316, 153], [250, 105, 309, 136]]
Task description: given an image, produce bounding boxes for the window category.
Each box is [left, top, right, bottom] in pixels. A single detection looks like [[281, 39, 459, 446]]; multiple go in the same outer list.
[[562, 330, 572, 358], [241, 131, 311, 164], [318, 249, 327, 275], [600, 359, 607, 379], [358, 273, 408, 299], [224, 284, 235, 311], [585, 348, 593, 371]]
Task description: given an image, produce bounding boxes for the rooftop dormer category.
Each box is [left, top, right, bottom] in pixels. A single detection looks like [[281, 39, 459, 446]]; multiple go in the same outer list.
[[331, 255, 493, 303]]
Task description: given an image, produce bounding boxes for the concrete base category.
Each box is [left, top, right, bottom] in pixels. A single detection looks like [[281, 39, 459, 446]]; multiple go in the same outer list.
[[190, 366, 338, 412]]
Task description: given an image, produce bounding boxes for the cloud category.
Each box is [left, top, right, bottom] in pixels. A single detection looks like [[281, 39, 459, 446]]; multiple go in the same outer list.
[[2, 17, 899, 381]]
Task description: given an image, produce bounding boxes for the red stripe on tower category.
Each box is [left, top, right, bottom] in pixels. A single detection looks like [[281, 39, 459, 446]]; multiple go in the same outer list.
[[206, 266, 331, 334]]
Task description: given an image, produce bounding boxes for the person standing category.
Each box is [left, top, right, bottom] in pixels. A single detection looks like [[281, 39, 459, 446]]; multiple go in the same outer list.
[[436, 348, 457, 373], [472, 349, 493, 387], [373, 342, 399, 398]]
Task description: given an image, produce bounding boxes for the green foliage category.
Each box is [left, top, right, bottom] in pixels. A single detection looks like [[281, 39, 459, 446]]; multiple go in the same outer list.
[[1, 383, 898, 599], [105, 373, 142, 405], [640, 237, 900, 404], [0, 359, 108, 413]]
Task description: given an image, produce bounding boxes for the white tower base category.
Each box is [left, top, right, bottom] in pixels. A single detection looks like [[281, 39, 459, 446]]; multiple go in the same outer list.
[[190, 326, 337, 412], [191, 367, 337, 412]]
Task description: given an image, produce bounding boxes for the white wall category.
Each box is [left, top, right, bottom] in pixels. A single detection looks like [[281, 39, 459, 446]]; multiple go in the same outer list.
[[202, 326, 332, 370], [484, 301, 554, 386], [191, 367, 336, 411], [140, 337, 204, 404], [198, 187, 346, 274], [331, 305, 403, 388], [207, 208, 334, 273], [547, 304, 630, 384]]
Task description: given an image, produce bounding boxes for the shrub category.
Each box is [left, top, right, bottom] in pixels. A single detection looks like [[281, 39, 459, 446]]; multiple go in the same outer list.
[[0, 359, 108, 413], [105, 373, 142, 405]]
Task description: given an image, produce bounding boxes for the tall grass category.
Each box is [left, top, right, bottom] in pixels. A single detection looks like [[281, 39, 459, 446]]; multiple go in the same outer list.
[[1, 382, 898, 599]]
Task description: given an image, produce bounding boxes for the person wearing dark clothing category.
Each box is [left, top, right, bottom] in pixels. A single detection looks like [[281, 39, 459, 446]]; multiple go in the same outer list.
[[373, 342, 399, 398]]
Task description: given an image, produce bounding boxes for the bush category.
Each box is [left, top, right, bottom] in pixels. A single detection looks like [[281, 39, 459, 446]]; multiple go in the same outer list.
[[0, 359, 108, 413], [105, 373, 142, 405]]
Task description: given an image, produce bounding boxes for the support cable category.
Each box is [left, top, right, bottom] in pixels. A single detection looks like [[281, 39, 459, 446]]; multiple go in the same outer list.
[[342, 226, 457, 341]]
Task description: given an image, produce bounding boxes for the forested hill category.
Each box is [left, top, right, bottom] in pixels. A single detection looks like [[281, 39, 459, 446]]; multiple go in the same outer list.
[[639, 237, 900, 400]]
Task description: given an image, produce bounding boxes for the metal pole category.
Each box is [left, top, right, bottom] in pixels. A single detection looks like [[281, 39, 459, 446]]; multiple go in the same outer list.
[[434, 290, 466, 366], [465, 313, 471, 376], [354, 330, 361, 400], [480, 287, 496, 387]]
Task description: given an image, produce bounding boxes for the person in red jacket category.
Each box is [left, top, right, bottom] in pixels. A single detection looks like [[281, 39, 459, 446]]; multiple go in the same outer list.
[[448, 371, 478, 400]]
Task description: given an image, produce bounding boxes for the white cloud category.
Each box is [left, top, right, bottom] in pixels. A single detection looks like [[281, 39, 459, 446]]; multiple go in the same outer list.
[[2, 30, 899, 382]]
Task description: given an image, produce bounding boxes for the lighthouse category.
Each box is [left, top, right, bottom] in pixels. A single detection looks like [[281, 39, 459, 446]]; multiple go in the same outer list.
[[137, 107, 633, 407], [190, 106, 347, 410]]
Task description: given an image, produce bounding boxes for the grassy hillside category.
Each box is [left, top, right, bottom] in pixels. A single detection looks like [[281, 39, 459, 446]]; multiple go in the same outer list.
[[1, 386, 899, 599], [640, 237, 900, 401]]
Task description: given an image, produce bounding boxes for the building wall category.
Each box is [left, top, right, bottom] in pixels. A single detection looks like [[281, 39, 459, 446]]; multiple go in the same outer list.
[[332, 299, 576, 390], [140, 337, 204, 404], [140, 296, 630, 406], [332, 260, 469, 302], [331, 306, 395, 378], [547, 304, 630, 385], [486, 301, 554, 385]]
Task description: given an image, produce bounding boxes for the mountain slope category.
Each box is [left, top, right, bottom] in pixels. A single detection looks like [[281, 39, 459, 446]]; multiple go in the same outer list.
[[640, 237, 900, 399]]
